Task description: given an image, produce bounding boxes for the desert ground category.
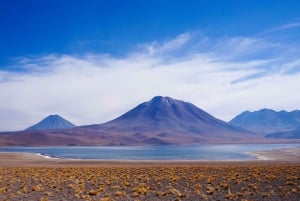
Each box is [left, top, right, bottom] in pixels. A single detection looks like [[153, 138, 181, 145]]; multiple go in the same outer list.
[[0, 147, 299, 201]]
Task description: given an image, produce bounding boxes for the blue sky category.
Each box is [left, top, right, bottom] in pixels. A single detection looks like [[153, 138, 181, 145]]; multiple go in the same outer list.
[[1, 0, 300, 130], [1, 0, 300, 67]]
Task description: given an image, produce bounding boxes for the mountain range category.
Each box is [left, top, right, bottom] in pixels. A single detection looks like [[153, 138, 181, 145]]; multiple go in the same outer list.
[[0, 96, 299, 146], [229, 109, 300, 138]]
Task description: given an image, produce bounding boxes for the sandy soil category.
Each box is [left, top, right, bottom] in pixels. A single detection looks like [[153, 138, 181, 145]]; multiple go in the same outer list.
[[0, 148, 299, 200]]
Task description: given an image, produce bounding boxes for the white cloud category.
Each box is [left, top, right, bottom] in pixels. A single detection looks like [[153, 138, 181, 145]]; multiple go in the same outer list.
[[141, 32, 192, 56], [1, 33, 300, 131], [266, 22, 300, 33], [280, 22, 300, 29]]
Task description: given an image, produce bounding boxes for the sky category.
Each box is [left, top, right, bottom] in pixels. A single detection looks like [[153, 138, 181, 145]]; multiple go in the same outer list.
[[1, 0, 300, 131]]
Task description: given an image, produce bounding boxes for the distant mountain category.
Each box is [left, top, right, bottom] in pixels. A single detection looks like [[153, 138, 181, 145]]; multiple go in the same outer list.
[[1, 97, 296, 146], [26, 114, 75, 130], [229, 109, 300, 135], [265, 127, 300, 139]]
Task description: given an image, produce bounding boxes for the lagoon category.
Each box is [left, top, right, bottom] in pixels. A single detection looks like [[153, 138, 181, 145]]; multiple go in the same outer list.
[[0, 144, 299, 160]]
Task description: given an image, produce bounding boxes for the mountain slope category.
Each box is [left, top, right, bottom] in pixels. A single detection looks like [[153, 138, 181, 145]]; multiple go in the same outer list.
[[104, 96, 247, 133], [229, 109, 300, 134], [81, 96, 257, 144], [265, 127, 300, 139], [26, 114, 75, 131]]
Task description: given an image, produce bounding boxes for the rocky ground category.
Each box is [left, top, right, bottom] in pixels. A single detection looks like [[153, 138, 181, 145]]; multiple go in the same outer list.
[[0, 165, 299, 201]]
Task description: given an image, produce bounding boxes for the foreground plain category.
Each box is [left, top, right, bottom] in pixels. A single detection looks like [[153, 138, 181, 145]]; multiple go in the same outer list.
[[0, 165, 299, 201], [0, 148, 299, 201]]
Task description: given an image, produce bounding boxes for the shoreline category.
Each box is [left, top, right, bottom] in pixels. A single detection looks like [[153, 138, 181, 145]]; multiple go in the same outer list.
[[0, 146, 299, 167], [250, 146, 300, 161]]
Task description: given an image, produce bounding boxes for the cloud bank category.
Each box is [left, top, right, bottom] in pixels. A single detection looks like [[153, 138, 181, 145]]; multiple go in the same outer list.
[[1, 32, 300, 131]]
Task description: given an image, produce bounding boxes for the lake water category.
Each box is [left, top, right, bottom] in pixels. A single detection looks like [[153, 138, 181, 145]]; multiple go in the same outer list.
[[0, 144, 299, 160]]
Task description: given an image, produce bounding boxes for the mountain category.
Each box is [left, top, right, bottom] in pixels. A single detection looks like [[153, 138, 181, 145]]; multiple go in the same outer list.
[[26, 114, 75, 130], [79, 96, 258, 144], [265, 127, 300, 139], [1, 97, 295, 146], [229, 109, 300, 135], [86, 96, 241, 132]]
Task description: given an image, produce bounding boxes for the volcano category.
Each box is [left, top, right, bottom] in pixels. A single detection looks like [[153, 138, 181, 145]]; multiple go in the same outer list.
[[26, 114, 75, 131], [0, 96, 281, 146], [79, 96, 258, 144]]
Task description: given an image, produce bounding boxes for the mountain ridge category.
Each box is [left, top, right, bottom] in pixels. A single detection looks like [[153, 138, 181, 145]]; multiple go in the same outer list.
[[229, 108, 300, 136]]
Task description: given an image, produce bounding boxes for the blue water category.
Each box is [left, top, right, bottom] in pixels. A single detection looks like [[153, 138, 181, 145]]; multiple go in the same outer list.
[[0, 144, 298, 160]]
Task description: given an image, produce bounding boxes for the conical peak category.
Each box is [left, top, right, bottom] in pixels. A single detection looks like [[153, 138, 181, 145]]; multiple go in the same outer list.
[[147, 96, 182, 111], [49, 114, 60, 117], [151, 96, 171, 102], [25, 114, 75, 130], [97, 96, 247, 138], [111, 95, 221, 126], [149, 96, 177, 105], [47, 114, 61, 119]]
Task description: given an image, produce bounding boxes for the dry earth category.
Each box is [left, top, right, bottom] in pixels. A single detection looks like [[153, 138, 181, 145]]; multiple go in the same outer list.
[[0, 165, 299, 201], [0, 148, 299, 201]]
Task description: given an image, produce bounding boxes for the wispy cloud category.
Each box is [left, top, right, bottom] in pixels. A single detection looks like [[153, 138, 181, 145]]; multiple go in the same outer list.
[[140, 32, 193, 57], [269, 22, 300, 32], [260, 21, 300, 38], [0, 32, 300, 131]]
